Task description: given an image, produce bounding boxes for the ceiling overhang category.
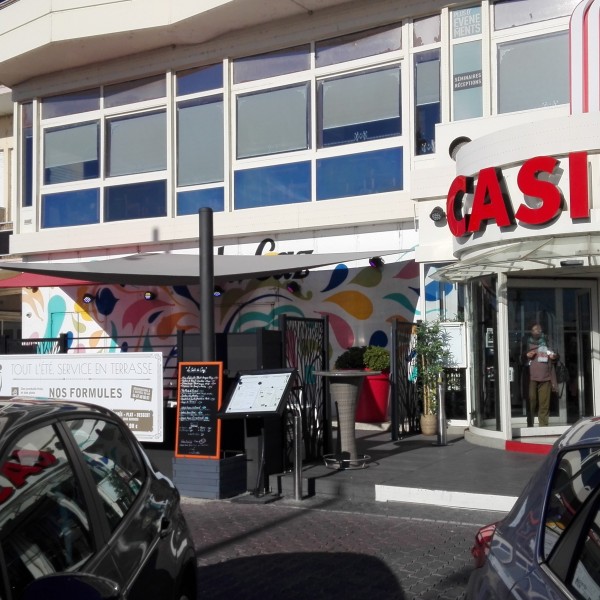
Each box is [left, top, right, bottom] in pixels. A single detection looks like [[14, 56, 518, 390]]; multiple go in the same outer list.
[[433, 235, 600, 282]]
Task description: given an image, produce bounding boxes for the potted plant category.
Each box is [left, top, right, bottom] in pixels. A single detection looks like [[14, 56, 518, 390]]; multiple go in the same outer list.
[[357, 345, 391, 422], [333, 346, 366, 370], [414, 320, 452, 435], [363, 345, 390, 372]]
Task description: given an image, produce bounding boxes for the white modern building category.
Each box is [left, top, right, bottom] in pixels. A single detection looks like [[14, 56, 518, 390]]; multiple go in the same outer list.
[[0, 0, 598, 447]]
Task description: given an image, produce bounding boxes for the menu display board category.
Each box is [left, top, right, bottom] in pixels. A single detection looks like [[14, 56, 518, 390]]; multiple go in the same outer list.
[[220, 369, 296, 418], [175, 362, 222, 459]]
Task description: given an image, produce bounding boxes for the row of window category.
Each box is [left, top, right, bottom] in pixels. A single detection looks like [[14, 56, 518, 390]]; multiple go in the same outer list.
[[19, 0, 578, 228]]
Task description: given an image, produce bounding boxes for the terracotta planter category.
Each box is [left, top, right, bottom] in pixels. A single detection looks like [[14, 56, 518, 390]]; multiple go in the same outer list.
[[420, 413, 437, 436], [356, 372, 390, 423]]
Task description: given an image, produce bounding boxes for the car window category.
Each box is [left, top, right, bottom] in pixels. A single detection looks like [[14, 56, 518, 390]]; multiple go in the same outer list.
[[566, 498, 600, 600], [0, 424, 94, 600], [66, 419, 145, 532], [544, 446, 600, 559]]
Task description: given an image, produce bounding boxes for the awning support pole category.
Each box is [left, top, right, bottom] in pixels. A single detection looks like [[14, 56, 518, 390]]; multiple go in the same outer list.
[[199, 208, 215, 361]]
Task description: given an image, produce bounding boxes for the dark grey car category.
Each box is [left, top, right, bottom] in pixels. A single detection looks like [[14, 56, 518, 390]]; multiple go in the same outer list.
[[467, 417, 600, 599], [0, 398, 197, 600]]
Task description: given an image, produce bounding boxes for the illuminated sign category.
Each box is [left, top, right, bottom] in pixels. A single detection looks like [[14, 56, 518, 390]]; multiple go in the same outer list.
[[446, 151, 590, 237]]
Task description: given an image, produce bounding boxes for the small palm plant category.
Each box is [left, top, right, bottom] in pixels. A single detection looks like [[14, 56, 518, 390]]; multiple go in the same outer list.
[[414, 320, 453, 415]]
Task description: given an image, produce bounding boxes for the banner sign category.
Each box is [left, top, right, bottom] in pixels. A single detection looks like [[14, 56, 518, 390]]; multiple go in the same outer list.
[[0, 352, 163, 442]]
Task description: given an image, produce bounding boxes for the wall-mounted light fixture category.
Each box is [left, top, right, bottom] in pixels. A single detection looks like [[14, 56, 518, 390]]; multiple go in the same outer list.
[[429, 206, 446, 223], [369, 256, 384, 268], [213, 286, 225, 297], [143, 291, 156, 301], [82, 293, 95, 304], [448, 136, 472, 161], [286, 281, 301, 294]]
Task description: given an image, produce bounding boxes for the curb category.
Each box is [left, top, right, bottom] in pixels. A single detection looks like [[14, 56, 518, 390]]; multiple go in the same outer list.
[[505, 440, 553, 455], [375, 484, 517, 512]]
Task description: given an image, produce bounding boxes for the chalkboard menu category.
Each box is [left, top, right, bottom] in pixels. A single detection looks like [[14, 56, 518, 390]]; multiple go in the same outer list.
[[175, 362, 222, 459]]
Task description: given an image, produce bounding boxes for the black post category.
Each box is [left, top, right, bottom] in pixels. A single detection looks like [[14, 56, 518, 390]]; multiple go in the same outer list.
[[199, 208, 215, 361], [390, 319, 398, 441]]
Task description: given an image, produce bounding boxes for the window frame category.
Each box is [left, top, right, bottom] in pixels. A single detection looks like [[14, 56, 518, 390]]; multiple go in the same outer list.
[[39, 75, 169, 229]]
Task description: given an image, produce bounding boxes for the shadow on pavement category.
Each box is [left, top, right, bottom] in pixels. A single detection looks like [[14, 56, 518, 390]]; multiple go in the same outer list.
[[196, 551, 405, 599]]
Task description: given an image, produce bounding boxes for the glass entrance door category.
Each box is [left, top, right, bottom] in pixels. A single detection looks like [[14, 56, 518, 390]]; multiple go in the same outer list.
[[508, 282, 594, 427]]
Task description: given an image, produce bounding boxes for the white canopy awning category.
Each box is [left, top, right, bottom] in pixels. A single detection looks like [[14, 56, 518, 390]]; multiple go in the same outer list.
[[0, 249, 409, 286], [433, 235, 600, 282]]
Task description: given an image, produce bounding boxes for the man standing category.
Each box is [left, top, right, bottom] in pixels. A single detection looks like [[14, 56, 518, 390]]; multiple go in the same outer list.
[[524, 323, 558, 427]]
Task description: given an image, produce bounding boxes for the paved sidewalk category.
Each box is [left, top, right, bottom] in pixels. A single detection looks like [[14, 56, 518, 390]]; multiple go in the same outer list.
[[147, 427, 548, 513], [270, 428, 547, 511]]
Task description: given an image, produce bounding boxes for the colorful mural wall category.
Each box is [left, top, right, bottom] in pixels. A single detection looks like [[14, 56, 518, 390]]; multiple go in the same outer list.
[[22, 259, 421, 373]]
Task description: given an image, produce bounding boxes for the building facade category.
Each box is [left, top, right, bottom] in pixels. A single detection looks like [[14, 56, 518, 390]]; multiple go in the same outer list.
[[0, 0, 596, 445]]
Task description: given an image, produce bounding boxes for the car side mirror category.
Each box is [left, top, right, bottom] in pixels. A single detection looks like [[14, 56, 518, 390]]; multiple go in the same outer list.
[[24, 573, 122, 600]]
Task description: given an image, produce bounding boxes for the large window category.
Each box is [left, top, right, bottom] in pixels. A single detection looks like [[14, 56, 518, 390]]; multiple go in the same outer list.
[[318, 66, 401, 148], [237, 84, 309, 158], [107, 111, 166, 177], [451, 6, 483, 121], [232, 27, 405, 210], [497, 32, 569, 113], [177, 98, 224, 185], [414, 50, 440, 155], [413, 14, 441, 155], [21, 102, 33, 208], [27, 5, 580, 228], [176, 63, 225, 215], [494, 0, 581, 30], [40, 79, 168, 228], [44, 122, 99, 184]]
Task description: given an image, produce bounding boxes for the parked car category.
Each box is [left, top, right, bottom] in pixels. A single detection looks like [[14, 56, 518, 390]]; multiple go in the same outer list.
[[0, 398, 197, 600], [467, 416, 600, 599]]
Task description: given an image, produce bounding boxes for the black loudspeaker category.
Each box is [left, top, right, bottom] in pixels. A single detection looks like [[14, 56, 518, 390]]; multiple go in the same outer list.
[[226, 330, 282, 374]]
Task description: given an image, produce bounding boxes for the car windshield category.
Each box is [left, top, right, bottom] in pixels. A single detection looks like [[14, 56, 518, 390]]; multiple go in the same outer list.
[[544, 446, 600, 559]]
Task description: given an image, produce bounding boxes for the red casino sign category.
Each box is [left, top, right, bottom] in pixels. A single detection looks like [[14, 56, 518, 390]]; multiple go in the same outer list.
[[446, 151, 590, 237]]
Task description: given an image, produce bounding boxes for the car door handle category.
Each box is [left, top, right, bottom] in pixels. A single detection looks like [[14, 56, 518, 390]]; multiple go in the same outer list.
[[159, 516, 172, 538]]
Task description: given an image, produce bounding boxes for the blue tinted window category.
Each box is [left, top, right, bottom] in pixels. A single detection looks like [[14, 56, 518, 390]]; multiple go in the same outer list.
[[105, 180, 166, 222], [177, 188, 225, 215], [177, 64, 223, 96], [235, 162, 311, 209], [317, 147, 403, 200], [105, 76, 165, 108], [22, 103, 33, 207], [42, 89, 100, 119], [233, 46, 310, 83], [415, 50, 440, 155], [316, 24, 401, 67], [41, 189, 100, 228]]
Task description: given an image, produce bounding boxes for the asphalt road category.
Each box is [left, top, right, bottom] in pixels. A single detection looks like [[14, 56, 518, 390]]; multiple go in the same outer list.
[[181, 495, 508, 600]]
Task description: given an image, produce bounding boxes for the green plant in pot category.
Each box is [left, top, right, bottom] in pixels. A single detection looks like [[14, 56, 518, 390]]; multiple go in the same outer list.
[[363, 345, 390, 372], [333, 346, 366, 370], [414, 320, 452, 434]]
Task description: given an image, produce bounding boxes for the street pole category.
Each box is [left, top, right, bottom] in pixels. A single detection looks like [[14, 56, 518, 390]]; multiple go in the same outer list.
[[436, 372, 447, 446], [199, 208, 215, 361]]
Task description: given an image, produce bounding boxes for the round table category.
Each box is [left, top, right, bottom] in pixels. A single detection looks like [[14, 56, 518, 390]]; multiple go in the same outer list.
[[314, 370, 379, 469]]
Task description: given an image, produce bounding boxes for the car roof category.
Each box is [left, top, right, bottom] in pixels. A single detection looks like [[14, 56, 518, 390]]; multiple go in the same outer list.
[[0, 397, 116, 441], [557, 416, 600, 450]]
